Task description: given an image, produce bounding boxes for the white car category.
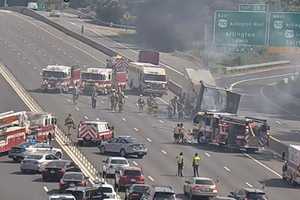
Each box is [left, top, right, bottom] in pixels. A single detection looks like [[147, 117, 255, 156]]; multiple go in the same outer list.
[[49, 194, 76, 200], [20, 153, 60, 173], [98, 183, 118, 200], [183, 177, 218, 198], [26, 143, 63, 158], [102, 157, 129, 177]]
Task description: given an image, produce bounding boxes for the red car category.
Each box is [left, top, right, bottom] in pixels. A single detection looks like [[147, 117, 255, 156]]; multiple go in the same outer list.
[[115, 166, 145, 191]]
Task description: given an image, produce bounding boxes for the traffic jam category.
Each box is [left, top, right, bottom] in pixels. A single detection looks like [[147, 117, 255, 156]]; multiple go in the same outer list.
[[1, 50, 299, 200]]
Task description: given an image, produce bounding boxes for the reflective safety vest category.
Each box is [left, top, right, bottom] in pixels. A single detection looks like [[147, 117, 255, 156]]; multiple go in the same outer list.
[[177, 155, 184, 165], [192, 156, 201, 166]]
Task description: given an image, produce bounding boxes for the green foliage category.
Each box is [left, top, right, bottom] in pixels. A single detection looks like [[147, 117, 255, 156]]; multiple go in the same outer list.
[[96, 0, 126, 24]]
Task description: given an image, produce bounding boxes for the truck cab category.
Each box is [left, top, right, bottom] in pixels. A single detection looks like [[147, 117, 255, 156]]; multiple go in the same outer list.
[[282, 144, 300, 185], [129, 62, 167, 96], [41, 65, 80, 93], [81, 68, 112, 95]]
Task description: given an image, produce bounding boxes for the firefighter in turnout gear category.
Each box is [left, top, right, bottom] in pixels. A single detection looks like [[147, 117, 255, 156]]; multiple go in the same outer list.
[[118, 90, 125, 112], [91, 86, 97, 109], [192, 153, 201, 177], [64, 114, 75, 137], [176, 152, 184, 177], [137, 95, 145, 112], [110, 90, 118, 112]]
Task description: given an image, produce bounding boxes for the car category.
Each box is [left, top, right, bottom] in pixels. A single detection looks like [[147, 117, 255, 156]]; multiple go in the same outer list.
[[65, 186, 111, 200], [26, 143, 63, 158], [115, 166, 145, 191], [98, 136, 147, 158], [59, 172, 88, 191], [183, 177, 218, 198], [141, 185, 176, 200], [102, 157, 130, 178], [20, 153, 59, 173], [48, 194, 76, 200], [97, 183, 117, 200], [125, 184, 151, 200], [228, 188, 268, 200], [8, 141, 37, 162], [41, 160, 80, 181]]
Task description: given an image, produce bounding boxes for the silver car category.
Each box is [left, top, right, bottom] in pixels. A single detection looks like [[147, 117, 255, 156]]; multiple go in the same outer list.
[[26, 143, 63, 158], [183, 177, 218, 198], [102, 156, 130, 177], [98, 136, 147, 158], [20, 153, 59, 173]]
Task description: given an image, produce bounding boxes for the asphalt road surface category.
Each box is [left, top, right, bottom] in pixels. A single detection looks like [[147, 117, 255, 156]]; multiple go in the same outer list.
[[0, 10, 299, 200]]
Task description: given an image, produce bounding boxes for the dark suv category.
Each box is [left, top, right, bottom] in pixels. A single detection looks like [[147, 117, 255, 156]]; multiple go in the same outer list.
[[141, 186, 176, 200], [229, 188, 268, 200]]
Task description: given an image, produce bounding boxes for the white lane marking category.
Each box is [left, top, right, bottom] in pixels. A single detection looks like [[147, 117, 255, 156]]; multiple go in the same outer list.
[[146, 138, 152, 143], [75, 107, 80, 111], [132, 161, 138, 166], [245, 182, 253, 188], [148, 176, 155, 182], [243, 153, 282, 178], [43, 186, 49, 192], [204, 152, 211, 157], [159, 120, 164, 123], [157, 97, 168, 105], [134, 128, 139, 132], [84, 116, 88, 120], [275, 120, 281, 125], [224, 166, 231, 172], [161, 150, 167, 155], [122, 118, 126, 121], [229, 73, 295, 90]]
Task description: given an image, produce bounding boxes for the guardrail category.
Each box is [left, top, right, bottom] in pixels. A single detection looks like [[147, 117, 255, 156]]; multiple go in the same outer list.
[[225, 60, 290, 73], [0, 62, 101, 184]]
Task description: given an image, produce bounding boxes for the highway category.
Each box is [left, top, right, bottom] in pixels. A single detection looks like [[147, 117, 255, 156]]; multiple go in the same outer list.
[[0, 9, 299, 200]]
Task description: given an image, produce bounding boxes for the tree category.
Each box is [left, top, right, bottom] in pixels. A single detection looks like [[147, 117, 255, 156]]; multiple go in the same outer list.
[[96, 0, 126, 24]]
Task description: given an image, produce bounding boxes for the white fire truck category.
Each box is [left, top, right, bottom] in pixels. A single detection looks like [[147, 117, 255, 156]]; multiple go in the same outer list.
[[77, 120, 113, 146], [128, 62, 167, 96], [41, 65, 81, 93], [81, 68, 112, 95], [283, 144, 300, 185]]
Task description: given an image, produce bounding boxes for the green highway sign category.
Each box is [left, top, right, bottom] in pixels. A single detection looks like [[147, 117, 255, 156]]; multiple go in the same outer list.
[[269, 12, 300, 47], [214, 11, 267, 46], [239, 4, 266, 12]]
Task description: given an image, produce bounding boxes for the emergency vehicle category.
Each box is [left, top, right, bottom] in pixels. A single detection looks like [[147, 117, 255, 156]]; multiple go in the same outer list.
[[128, 62, 167, 96], [77, 121, 113, 146], [0, 111, 27, 153], [81, 68, 112, 95], [192, 112, 270, 153], [41, 65, 81, 93], [106, 56, 129, 90], [282, 144, 300, 185]]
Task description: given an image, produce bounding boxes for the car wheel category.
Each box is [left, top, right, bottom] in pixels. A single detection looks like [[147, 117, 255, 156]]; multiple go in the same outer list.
[[120, 149, 126, 157], [55, 152, 62, 159], [100, 146, 106, 154], [96, 141, 102, 146]]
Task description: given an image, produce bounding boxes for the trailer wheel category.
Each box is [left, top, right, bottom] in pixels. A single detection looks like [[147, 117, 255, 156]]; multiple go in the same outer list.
[[96, 141, 102, 146]]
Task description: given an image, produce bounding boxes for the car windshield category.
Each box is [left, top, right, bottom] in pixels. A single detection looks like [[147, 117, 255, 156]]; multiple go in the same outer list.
[[247, 192, 267, 200], [124, 170, 141, 176], [25, 155, 43, 160], [123, 137, 137, 143], [82, 72, 105, 80], [97, 187, 113, 193], [132, 185, 150, 193], [111, 159, 128, 164], [46, 161, 68, 168], [153, 192, 175, 200], [63, 173, 83, 180], [43, 70, 66, 78], [195, 179, 214, 185]]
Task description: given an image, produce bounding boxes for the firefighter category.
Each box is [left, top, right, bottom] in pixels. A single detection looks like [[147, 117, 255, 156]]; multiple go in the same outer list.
[[81, 24, 84, 34], [110, 90, 118, 111], [137, 95, 145, 112], [178, 123, 185, 143], [47, 132, 52, 145], [176, 152, 184, 177], [173, 124, 180, 143], [118, 91, 125, 112], [192, 153, 201, 177], [64, 114, 75, 137], [72, 85, 80, 105], [147, 95, 153, 114], [91, 86, 97, 109], [170, 96, 178, 116]]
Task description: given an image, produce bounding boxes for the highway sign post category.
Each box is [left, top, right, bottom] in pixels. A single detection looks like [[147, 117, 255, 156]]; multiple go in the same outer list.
[[269, 12, 300, 47], [239, 4, 266, 12], [214, 11, 267, 46]]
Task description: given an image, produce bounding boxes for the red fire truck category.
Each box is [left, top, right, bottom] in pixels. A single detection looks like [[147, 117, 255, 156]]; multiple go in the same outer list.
[[81, 67, 112, 95], [41, 65, 81, 93], [192, 112, 270, 153], [0, 111, 27, 153], [106, 56, 129, 90], [77, 120, 113, 146]]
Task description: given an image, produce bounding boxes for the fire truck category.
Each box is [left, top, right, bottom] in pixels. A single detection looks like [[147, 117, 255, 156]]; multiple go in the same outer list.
[[192, 112, 270, 153], [81, 68, 112, 95], [106, 55, 129, 90], [0, 111, 27, 153], [41, 65, 81, 93], [77, 120, 113, 146]]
